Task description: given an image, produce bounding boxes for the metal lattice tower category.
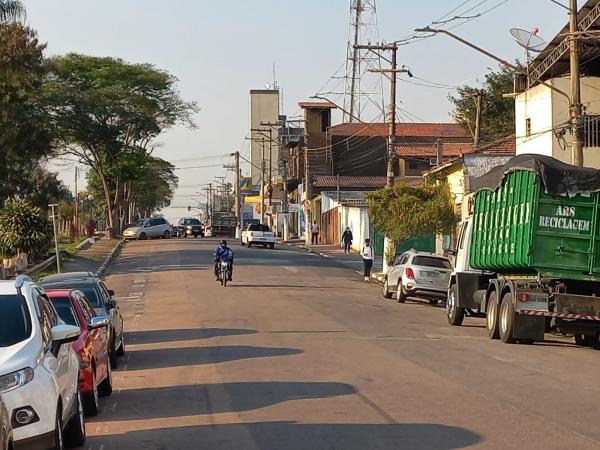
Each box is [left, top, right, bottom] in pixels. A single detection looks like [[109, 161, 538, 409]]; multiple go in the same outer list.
[[343, 0, 384, 123]]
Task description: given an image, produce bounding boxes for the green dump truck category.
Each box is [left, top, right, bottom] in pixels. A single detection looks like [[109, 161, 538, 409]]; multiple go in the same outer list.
[[446, 154, 600, 345]]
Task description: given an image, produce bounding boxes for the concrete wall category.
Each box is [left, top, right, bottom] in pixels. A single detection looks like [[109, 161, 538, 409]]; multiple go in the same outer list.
[[250, 90, 279, 185], [339, 206, 370, 252], [515, 76, 600, 168]]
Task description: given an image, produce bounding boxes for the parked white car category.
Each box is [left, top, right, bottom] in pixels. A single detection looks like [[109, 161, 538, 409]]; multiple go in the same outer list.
[[382, 250, 453, 305], [240, 224, 275, 249], [0, 276, 86, 450], [123, 217, 171, 240]]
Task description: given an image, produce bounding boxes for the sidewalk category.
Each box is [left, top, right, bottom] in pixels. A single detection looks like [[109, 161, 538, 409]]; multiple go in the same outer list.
[[59, 238, 123, 276], [283, 241, 383, 278]]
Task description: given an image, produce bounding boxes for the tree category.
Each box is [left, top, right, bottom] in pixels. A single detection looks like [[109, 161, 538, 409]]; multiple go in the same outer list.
[[0, 23, 53, 204], [45, 54, 197, 236], [367, 182, 456, 253], [0, 198, 52, 260], [449, 65, 518, 144], [0, 0, 25, 24]]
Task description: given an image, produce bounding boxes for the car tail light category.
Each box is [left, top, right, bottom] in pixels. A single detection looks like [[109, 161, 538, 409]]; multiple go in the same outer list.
[[517, 293, 529, 302], [405, 268, 415, 279]]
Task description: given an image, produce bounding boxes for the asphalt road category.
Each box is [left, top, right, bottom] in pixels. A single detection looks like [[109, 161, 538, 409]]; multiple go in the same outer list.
[[82, 238, 600, 450]]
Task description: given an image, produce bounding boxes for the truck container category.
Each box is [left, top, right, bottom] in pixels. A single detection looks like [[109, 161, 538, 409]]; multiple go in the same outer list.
[[447, 154, 600, 346]]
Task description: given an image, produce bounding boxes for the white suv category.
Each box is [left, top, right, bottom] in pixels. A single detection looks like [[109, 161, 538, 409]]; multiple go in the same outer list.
[[0, 276, 86, 450]]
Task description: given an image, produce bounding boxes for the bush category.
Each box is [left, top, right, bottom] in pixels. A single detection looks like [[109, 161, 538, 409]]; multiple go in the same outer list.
[[0, 198, 52, 260]]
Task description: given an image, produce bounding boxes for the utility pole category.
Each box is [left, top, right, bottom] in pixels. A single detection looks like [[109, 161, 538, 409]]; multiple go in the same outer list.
[[74, 167, 79, 236], [208, 183, 213, 221], [235, 152, 241, 238], [304, 143, 311, 246], [570, 0, 584, 166], [260, 159, 266, 224], [49, 204, 61, 274], [469, 90, 484, 150]]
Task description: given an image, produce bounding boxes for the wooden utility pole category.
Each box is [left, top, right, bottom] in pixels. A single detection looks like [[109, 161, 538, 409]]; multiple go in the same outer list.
[[356, 42, 409, 187], [474, 91, 484, 150], [234, 151, 241, 237], [74, 166, 79, 235], [570, 0, 584, 166]]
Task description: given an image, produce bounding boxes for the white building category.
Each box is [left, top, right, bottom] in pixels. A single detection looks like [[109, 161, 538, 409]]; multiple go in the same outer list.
[[249, 89, 279, 186]]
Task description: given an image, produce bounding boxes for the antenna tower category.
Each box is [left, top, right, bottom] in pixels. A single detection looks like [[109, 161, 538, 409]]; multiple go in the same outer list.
[[343, 0, 384, 123]]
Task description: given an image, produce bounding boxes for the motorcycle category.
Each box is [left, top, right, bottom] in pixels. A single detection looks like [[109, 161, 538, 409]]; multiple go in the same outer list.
[[218, 260, 230, 287]]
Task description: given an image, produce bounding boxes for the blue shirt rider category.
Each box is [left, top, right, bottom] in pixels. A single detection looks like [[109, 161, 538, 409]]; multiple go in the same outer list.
[[214, 240, 234, 281]]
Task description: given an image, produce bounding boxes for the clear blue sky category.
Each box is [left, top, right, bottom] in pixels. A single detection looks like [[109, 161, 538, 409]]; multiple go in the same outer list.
[[25, 0, 567, 222]]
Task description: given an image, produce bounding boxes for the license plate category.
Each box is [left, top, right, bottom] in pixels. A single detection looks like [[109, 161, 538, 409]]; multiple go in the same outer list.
[[423, 271, 439, 278], [221, 261, 228, 267]]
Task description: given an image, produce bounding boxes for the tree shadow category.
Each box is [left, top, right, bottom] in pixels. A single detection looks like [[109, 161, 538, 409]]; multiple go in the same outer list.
[[124, 328, 258, 345], [123, 345, 302, 370], [96, 381, 356, 421], [85, 421, 481, 450]]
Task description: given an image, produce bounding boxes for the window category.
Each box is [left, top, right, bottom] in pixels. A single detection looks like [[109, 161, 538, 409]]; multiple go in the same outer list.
[[525, 118, 532, 137], [320, 110, 331, 132], [458, 222, 468, 250], [33, 291, 54, 349], [78, 294, 97, 321], [183, 218, 200, 225], [50, 297, 80, 327], [154, 218, 166, 225], [249, 224, 270, 232], [584, 114, 600, 148], [412, 256, 452, 269], [0, 295, 32, 347]]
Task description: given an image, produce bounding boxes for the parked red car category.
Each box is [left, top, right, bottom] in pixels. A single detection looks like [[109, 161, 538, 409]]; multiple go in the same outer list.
[[46, 289, 113, 417]]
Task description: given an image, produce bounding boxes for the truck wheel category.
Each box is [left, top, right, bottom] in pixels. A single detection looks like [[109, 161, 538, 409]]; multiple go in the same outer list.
[[446, 284, 464, 326], [396, 284, 407, 303], [486, 291, 500, 340], [269, 243, 275, 249], [575, 334, 600, 348], [382, 278, 392, 299], [428, 299, 439, 306], [499, 293, 516, 344]]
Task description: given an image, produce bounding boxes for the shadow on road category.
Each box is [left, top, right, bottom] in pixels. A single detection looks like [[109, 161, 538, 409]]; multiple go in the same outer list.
[[97, 381, 356, 421], [86, 421, 481, 449], [124, 328, 257, 345], [124, 345, 302, 370]]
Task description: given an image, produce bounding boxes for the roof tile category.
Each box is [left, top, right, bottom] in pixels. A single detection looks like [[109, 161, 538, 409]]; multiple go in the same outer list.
[[330, 122, 470, 138], [313, 175, 423, 189]]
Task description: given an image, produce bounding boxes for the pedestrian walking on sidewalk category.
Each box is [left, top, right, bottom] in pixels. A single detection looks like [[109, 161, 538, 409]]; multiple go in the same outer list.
[[341, 227, 353, 254], [311, 221, 320, 245], [361, 238, 374, 282]]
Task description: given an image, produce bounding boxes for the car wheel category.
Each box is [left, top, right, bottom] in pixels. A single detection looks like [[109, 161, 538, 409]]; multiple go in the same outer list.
[[382, 278, 392, 299], [98, 362, 113, 397], [51, 406, 63, 450], [263, 243, 267, 248], [64, 391, 86, 448], [82, 371, 99, 417], [241, 241, 245, 247], [116, 336, 125, 357], [109, 335, 117, 369], [194, 234, 198, 238], [499, 292, 516, 344], [269, 243, 275, 249], [428, 299, 439, 306], [486, 291, 500, 340], [248, 242, 252, 248], [446, 284, 465, 326], [138, 232, 147, 240], [396, 283, 407, 303], [163, 231, 170, 239]]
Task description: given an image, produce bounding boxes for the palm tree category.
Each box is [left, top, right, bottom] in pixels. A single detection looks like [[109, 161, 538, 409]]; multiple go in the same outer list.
[[0, 0, 24, 24]]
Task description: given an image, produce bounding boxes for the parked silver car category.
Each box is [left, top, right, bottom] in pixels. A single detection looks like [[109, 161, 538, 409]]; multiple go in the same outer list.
[[382, 250, 453, 304], [123, 217, 171, 240]]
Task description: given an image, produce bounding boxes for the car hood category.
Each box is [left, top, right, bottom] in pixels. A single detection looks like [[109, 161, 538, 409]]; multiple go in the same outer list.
[[0, 337, 41, 376], [124, 226, 141, 234]]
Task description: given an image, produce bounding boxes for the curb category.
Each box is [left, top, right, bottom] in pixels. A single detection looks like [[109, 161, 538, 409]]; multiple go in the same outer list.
[[95, 239, 126, 278]]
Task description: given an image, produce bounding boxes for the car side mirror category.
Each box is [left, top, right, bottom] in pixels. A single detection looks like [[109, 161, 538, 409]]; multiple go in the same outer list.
[[51, 324, 81, 356], [107, 299, 117, 310], [89, 316, 109, 330], [108, 289, 115, 296]]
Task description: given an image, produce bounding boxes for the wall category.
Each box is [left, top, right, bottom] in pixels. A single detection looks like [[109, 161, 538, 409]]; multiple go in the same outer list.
[[515, 76, 600, 168], [250, 90, 279, 185], [339, 206, 370, 252]]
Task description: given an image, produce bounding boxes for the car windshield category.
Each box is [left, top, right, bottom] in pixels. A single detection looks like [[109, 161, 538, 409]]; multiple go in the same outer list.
[[0, 295, 32, 347], [183, 219, 200, 225], [412, 256, 452, 269], [133, 219, 145, 227], [49, 297, 79, 326]]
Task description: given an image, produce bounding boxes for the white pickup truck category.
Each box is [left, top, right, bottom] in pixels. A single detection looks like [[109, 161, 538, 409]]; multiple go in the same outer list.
[[241, 223, 275, 249]]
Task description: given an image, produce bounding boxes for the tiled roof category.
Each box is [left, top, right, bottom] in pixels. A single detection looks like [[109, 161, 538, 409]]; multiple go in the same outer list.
[[298, 101, 337, 109], [396, 143, 475, 158], [475, 135, 516, 154], [330, 122, 470, 138], [313, 175, 423, 189]]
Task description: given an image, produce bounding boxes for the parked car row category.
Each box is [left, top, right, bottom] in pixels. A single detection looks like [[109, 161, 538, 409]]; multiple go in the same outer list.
[[123, 217, 207, 240], [0, 272, 125, 450]]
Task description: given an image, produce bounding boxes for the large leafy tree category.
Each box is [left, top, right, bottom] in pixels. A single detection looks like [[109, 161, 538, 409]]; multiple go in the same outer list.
[[0, 0, 25, 23], [0, 22, 54, 204], [0, 198, 52, 260], [45, 54, 197, 236], [367, 182, 456, 251], [449, 65, 517, 144]]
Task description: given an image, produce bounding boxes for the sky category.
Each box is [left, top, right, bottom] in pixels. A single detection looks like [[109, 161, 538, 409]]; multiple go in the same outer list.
[[24, 0, 568, 223]]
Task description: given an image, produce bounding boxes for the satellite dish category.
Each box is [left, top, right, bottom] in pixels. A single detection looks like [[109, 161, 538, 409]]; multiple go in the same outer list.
[[510, 28, 546, 53]]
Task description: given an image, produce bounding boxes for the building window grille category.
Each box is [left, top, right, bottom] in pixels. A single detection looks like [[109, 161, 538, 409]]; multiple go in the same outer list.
[[584, 114, 600, 148]]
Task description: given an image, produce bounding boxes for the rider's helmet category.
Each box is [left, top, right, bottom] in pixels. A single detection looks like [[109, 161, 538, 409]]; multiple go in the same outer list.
[[220, 239, 227, 247]]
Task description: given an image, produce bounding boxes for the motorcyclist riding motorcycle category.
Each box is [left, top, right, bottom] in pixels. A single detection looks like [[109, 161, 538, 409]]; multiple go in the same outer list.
[[214, 239, 234, 281]]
